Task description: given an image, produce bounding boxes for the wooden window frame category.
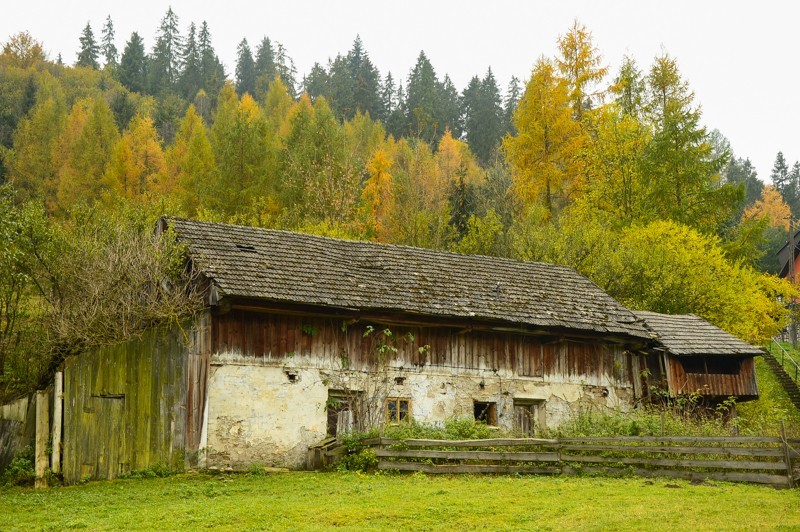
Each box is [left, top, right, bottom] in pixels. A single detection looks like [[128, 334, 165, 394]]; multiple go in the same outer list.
[[385, 397, 411, 423]]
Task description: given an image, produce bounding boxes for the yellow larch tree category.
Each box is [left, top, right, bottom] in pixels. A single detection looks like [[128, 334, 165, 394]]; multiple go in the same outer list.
[[743, 185, 790, 231], [503, 58, 586, 215]]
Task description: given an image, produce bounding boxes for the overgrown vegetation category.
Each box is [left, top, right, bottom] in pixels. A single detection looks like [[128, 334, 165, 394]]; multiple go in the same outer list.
[[0, 446, 34, 487], [0, 189, 202, 400]]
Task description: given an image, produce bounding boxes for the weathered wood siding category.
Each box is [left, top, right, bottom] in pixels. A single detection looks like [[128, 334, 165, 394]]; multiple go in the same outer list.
[[0, 396, 36, 474], [210, 310, 632, 386], [667, 356, 758, 398], [62, 327, 192, 484]]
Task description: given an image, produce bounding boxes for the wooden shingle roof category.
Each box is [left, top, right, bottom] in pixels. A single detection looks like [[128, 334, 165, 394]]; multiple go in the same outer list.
[[164, 217, 649, 340], [636, 311, 763, 356]]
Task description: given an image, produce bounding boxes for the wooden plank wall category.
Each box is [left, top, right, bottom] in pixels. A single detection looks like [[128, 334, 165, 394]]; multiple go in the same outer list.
[[668, 356, 758, 397], [211, 310, 631, 385], [62, 326, 191, 484]]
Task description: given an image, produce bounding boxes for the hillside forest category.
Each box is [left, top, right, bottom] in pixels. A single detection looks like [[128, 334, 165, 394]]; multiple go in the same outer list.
[[0, 10, 798, 398]]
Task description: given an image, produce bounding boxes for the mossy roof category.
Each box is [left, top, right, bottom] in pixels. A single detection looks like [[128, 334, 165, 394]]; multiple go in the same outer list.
[[636, 311, 763, 356], [166, 217, 649, 340]]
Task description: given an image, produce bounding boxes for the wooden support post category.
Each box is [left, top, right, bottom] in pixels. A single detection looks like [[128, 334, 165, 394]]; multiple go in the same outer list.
[[51, 372, 63, 474], [781, 422, 794, 489], [35, 391, 49, 489]]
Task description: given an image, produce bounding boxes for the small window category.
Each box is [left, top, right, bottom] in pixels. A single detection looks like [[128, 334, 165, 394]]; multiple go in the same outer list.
[[385, 398, 410, 423], [473, 401, 497, 426], [235, 244, 258, 253]]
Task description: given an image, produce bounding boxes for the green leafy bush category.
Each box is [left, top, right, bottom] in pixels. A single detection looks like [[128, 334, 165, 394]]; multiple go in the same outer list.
[[1, 446, 35, 487]]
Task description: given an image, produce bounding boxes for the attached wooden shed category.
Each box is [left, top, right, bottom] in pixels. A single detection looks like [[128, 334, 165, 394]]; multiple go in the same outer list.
[[636, 311, 762, 401]]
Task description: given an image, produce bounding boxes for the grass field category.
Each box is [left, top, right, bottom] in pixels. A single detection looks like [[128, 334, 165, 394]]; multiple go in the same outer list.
[[2, 471, 800, 530]]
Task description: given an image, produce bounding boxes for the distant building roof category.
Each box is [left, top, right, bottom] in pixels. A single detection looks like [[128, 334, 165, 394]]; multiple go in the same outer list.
[[636, 311, 763, 356], [776, 229, 799, 278], [163, 217, 649, 341]]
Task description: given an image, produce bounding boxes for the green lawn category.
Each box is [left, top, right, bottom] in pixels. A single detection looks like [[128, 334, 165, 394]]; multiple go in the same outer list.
[[2, 472, 800, 531]]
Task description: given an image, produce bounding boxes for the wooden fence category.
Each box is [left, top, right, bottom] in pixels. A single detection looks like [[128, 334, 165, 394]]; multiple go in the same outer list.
[[318, 434, 800, 488]]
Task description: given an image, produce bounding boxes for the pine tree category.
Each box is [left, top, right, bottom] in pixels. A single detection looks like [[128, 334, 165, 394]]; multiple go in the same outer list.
[[100, 15, 118, 69], [76, 22, 100, 69], [303, 63, 330, 102], [463, 68, 504, 164], [198, 22, 225, 100], [405, 51, 440, 143], [275, 42, 297, 97], [504, 76, 521, 135], [149, 7, 183, 94], [438, 75, 462, 138], [254, 37, 277, 100], [179, 23, 202, 100], [118, 32, 148, 94], [235, 38, 256, 97], [348, 36, 383, 120]]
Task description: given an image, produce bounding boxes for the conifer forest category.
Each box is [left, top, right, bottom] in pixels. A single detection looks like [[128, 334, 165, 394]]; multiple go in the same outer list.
[[0, 9, 797, 397]]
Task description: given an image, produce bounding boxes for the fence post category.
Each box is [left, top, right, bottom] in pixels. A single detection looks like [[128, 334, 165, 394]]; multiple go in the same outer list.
[[35, 391, 49, 489], [781, 422, 794, 489]]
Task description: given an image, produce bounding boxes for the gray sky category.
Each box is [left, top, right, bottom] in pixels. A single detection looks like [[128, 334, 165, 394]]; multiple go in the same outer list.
[[3, 1, 798, 182]]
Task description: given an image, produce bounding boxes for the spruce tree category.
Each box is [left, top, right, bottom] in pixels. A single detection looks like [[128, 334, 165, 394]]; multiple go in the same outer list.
[[254, 37, 277, 100], [503, 76, 521, 135], [179, 22, 202, 100], [198, 22, 225, 99], [100, 15, 118, 69], [275, 42, 297, 97], [118, 32, 148, 94], [303, 63, 330, 102], [405, 51, 440, 142], [235, 39, 256, 97], [149, 7, 183, 94], [76, 22, 100, 69]]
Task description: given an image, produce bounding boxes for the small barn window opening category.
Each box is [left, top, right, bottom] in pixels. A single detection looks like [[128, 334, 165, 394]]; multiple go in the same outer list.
[[385, 398, 410, 423], [327, 391, 359, 437], [285, 370, 299, 383], [513, 399, 545, 435], [681, 356, 741, 375], [473, 401, 497, 426], [235, 244, 258, 253], [394, 376, 406, 386]]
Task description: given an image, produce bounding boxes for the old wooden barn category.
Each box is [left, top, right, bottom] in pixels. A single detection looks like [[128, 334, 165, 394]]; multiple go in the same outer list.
[[6, 218, 763, 484]]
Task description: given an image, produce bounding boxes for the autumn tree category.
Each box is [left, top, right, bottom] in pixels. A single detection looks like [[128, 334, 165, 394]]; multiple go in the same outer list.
[[556, 20, 608, 120], [209, 84, 272, 215], [504, 58, 585, 215], [104, 113, 167, 203], [7, 73, 67, 205], [360, 144, 395, 240], [743, 185, 790, 231], [1, 31, 46, 68], [642, 52, 736, 231], [55, 97, 119, 210], [166, 104, 216, 215]]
